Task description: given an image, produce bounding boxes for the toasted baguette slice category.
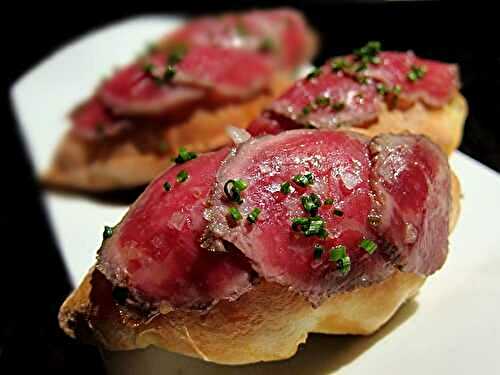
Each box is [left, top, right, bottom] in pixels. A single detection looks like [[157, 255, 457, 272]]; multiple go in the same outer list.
[[59, 172, 460, 365], [43, 75, 292, 192], [352, 94, 467, 156]]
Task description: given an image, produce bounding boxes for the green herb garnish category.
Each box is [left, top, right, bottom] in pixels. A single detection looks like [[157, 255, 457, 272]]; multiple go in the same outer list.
[[168, 44, 187, 65], [407, 64, 427, 82], [302, 105, 312, 115], [337, 256, 351, 274], [315, 96, 331, 107], [224, 179, 248, 204], [306, 67, 322, 80], [164, 65, 176, 81], [259, 37, 275, 53], [280, 181, 292, 194], [333, 208, 344, 217], [163, 181, 171, 192], [173, 147, 197, 164], [359, 238, 378, 254], [376, 83, 388, 95], [292, 172, 314, 187], [324, 198, 334, 205], [103, 225, 114, 239], [331, 58, 349, 72], [228, 207, 242, 221], [353, 41, 382, 65], [313, 245, 324, 259], [329, 245, 347, 262], [301, 193, 322, 216], [329, 245, 351, 274], [142, 63, 154, 74], [176, 170, 189, 183], [247, 208, 261, 223], [331, 101, 345, 111], [291, 216, 328, 238]]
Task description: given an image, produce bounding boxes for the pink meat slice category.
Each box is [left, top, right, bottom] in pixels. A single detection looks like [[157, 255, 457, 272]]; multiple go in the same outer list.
[[97, 148, 253, 309], [70, 96, 129, 139], [363, 51, 459, 108], [268, 66, 381, 130], [149, 46, 273, 100], [204, 130, 394, 304], [247, 112, 301, 137], [98, 61, 204, 116], [165, 8, 312, 70], [369, 133, 451, 274]]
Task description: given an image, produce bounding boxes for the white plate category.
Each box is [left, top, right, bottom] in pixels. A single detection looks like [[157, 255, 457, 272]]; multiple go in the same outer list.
[[10, 15, 500, 374]]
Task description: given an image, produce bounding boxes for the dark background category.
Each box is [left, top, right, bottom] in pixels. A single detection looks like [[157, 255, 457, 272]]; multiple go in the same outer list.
[[0, 1, 498, 373]]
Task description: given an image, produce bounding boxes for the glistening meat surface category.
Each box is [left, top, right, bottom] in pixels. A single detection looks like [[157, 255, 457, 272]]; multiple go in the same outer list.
[[248, 49, 459, 136], [204, 130, 450, 304], [97, 148, 253, 310], [97, 130, 451, 309]]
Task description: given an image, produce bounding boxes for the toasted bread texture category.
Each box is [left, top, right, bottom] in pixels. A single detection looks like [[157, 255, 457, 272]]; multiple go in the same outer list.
[[45, 88, 466, 192], [43, 75, 292, 192], [58, 172, 460, 365]]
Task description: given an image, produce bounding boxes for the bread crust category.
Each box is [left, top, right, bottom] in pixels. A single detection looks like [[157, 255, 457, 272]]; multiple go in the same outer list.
[[43, 75, 292, 192], [44, 90, 466, 192], [59, 172, 460, 365]]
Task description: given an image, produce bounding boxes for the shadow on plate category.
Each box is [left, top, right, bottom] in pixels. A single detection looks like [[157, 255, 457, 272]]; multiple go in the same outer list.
[[103, 299, 419, 375]]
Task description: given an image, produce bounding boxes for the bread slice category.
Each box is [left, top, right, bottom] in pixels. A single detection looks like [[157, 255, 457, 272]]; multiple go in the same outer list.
[[351, 93, 467, 156], [59, 171, 460, 365], [43, 75, 292, 192]]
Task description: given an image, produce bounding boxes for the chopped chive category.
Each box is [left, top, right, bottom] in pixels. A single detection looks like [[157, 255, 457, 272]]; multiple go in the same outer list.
[[305, 217, 327, 237], [329, 245, 347, 262], [313, 245, 324, 259], [280, 181, 292, 194], [291, 217, 310, 231], [164, 65, 176, 81], [293, 172, 314, 187], [176, 170, 189, 183], [407, 64, 427, 82], [173, 147, 197, 164], [291, 216, 328, 238], [301, 193, 322, 215], [353, 41, 382, 65], [302, 105, 312, 115], [314, 96, 330, 107], [168, 44, 187, 65], [228, 207, 242, 221], [376, 83, 388, 95], [359, 238, 378, 254], [331, 58, 349, 72], [103, 225, 114, 239], [393, 84, 402, 95], [247, 208, 261, 223], [163, 181, 171, 192], [142, 63, 154, 74], [331, 101, 345, 111], [306, 67, 322, 80], [337, 256, 351, 274], [224, 179, 248, 204], [259, 37, 275, 53], [356, 75, 369, 84], [324, 198, 334, 205], [333, 208, 344, 217]]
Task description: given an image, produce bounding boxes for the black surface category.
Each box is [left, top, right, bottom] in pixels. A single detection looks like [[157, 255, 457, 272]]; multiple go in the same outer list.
[[1, 1, 498, 373]]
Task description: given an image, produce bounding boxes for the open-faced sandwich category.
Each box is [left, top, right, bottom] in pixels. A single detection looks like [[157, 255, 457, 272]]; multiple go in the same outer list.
[[44, 8, 317, 191], [59, 41, 467, 365]]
